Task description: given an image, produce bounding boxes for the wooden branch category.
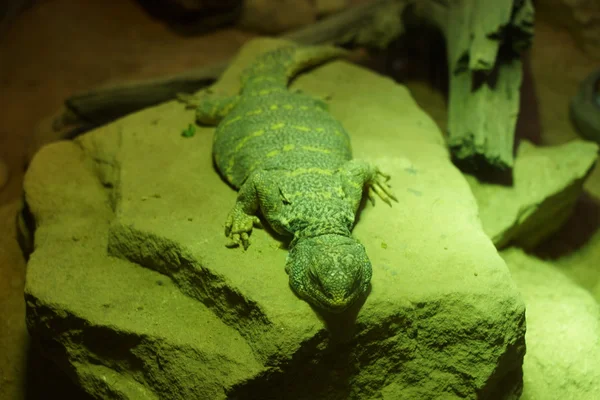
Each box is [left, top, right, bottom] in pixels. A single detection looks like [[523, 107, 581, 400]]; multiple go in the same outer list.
[[59, 0, 410, 128], [448, 0, 514, 72], [424, 0, 535, 172], [447, 58, 523, 172], [448, 0, 533, 171]]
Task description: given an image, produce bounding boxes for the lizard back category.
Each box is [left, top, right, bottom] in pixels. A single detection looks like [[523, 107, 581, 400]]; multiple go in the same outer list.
[[212, 46, 353, 188]]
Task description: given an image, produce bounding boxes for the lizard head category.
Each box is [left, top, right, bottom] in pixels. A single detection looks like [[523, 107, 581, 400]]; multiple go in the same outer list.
[[285, 234, 372, 313]]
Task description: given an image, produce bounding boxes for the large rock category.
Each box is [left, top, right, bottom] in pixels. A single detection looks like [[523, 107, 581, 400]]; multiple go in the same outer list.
[[501, 248, 600, 400], [465, 139, 598, 250], [22, 38, 526, 399]]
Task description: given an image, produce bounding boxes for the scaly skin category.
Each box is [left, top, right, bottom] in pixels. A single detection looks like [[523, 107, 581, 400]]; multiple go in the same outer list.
[[178, 45, 397, 313]]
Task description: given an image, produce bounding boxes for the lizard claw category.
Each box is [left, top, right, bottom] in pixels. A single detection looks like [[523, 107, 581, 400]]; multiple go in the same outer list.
[[224, 207, 262, 250], [377, 169, 391, 182], [367, 191, 376, 206], [368, 168, 398, 207]]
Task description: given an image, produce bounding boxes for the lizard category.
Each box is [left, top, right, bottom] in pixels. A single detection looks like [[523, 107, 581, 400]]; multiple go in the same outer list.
[[177, 44, 397, 313]]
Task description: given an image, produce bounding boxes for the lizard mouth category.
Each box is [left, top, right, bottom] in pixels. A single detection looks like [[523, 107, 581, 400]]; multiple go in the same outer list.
[[295, 288, 358, 314], [315, 294, 360, 314], [302, 270, 365, 313]]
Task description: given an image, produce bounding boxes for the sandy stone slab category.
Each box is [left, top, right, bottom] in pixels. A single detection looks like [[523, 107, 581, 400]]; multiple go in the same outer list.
[[24, 38, 526, 399]]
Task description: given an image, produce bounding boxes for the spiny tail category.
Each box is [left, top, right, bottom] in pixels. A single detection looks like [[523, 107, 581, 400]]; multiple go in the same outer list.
[[240, 45, 349, 93]]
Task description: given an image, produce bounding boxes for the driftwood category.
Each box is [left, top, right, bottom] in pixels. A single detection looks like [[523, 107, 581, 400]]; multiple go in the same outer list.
[[414, 0, 535, 172], [57, 0, 534, 173]]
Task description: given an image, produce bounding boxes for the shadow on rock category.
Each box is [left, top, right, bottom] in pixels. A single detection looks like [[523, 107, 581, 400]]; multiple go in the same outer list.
[[533, 191, 600, 259]]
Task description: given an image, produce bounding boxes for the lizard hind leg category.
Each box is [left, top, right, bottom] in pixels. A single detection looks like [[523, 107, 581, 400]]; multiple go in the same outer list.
[[177, 92, 240, 126]]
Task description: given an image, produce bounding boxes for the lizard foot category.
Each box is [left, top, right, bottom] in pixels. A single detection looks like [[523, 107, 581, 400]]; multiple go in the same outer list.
[[224, 208, 262, 250], [368, 168, 398, 207]]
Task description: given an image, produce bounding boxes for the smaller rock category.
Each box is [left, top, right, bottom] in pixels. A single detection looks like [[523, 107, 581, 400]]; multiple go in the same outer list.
[[465, 139, 599, 249], [570, 68, 600, 144], [501, 248, 600, 399], [238, 0, 316, 34], [0, 157, 9, 191], [314, 0, 348, 17]]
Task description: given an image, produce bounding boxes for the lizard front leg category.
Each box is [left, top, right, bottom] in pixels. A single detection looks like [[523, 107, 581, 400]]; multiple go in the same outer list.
[[338, 159, 398, 214], [225, 170, 283, 250]]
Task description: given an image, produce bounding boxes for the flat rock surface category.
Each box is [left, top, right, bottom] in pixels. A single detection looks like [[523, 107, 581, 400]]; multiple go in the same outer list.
[[23, 38, 525, 399], [502, 248, 600, 400]]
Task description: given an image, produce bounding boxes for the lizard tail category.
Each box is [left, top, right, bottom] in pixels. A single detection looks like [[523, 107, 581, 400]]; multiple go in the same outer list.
[[240, 45, 349, 93]]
